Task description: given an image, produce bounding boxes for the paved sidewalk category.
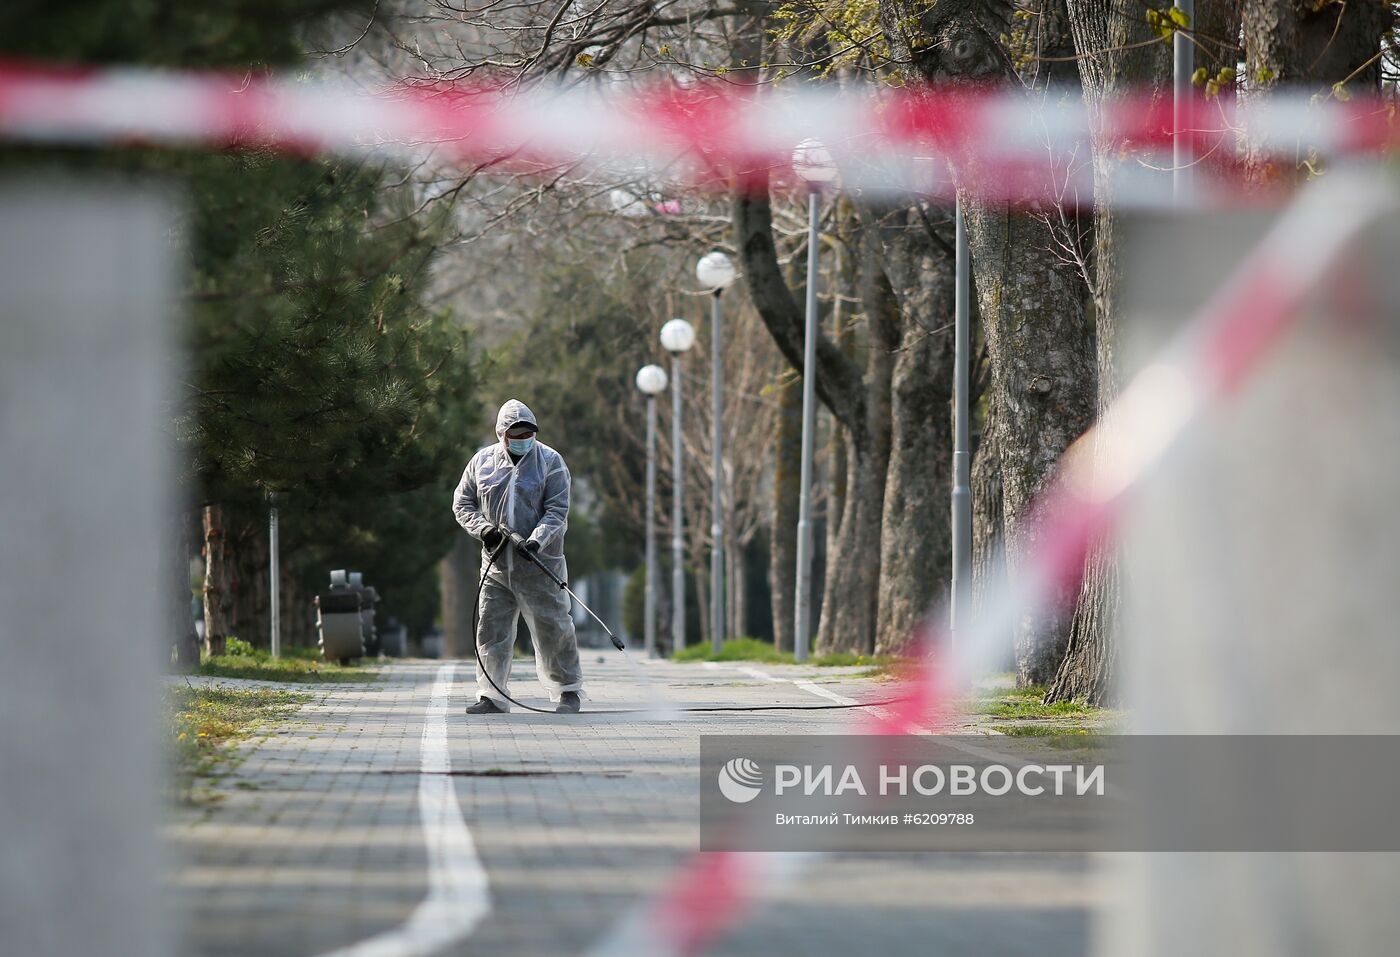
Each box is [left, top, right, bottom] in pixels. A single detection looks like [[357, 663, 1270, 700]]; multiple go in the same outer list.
[[168, 655, 1096, 957]]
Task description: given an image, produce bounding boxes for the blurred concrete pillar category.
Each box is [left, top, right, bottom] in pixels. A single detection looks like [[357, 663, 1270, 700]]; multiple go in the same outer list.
[[1104, 207, 1400, 955], [0, 182, 177, 957]]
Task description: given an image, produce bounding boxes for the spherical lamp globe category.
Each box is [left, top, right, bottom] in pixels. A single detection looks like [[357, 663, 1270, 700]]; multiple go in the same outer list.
[[660, 318, 696, 355], [792, 138, 838, 185], [695, 251, 736, 291], [635, 364, 669, 396]]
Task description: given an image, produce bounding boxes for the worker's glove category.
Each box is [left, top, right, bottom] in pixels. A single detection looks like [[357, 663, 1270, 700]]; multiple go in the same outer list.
[[524, 540, 540, 554], [482, 527, 504, 551]]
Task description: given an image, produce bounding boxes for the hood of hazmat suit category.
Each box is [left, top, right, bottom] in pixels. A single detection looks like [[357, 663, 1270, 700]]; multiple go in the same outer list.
[[452, 399, 570, 582]]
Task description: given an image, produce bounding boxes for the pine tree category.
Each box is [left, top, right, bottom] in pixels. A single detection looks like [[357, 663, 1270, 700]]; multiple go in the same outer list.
[[1, 0, 483, 652]]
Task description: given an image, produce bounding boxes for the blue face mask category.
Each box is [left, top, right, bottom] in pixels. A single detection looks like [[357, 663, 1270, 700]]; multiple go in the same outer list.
[[507, 436, 534, 455]]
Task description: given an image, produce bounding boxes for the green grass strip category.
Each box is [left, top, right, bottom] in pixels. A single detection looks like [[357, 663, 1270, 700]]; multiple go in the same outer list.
[[670, 636, 896, 671], [196, 637, 377, 683], [165, 684, 308, 804]]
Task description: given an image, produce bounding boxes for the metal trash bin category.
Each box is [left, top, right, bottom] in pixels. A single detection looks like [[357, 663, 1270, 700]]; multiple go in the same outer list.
[[380, 616, 408, 658], [316, 569, 364, 664], [420, 628, 443, 659]]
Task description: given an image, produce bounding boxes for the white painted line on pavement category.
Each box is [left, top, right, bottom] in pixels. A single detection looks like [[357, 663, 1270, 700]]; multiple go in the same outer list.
[[793, 680, 857, 705], [313, 662, 490, 957], [739, 664, 935, 735], [738, 665, 787, 683], [794, 680, 1039, 768], [738, 663, 877, 707]]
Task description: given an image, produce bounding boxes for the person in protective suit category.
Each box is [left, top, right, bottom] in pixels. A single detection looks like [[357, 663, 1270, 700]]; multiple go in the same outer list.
[[452, 399, 586, 714]]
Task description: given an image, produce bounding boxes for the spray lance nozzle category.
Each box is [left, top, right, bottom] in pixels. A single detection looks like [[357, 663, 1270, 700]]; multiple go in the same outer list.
[[493, 523, 626, 651]]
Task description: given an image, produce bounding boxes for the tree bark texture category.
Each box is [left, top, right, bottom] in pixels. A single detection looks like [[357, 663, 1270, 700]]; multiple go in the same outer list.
[[879, 0, 1100, 684], [971, 397, 1013, 667], [201, 504, 231, 657], [1245, 0, 1392, 93], [729, 540, 745, 639], [863, 202, 957, 654], [696, 565, 710, 650], [810, 254, 893, 656], [1047, 1, 1240, 704], [811, 215, 896, 655], [770, 373, 801, 652], [958, 203, 1097, 684], [816, 435, 886, 653], [1052, 0, 1170, 703], [825, 229, 856, 583], [1241, 1, 1390, 184], [1065, 0, 1235, 389], [734, 182, 868, 427]]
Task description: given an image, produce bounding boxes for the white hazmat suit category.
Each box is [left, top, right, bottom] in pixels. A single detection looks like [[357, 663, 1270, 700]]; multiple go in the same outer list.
[[452, 399, 585, 710]]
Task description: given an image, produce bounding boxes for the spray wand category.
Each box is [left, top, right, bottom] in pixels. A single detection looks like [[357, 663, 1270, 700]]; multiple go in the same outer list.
[[497, 526, 624, 651]]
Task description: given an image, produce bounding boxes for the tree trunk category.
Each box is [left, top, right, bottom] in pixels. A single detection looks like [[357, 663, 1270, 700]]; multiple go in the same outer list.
[[226, 515, 268, 648], [879, 0, 1100, 685], [1052, 0, 1168, 703], [696, 565, 711, 651], [960, 203, 1097, 685], [1242, 0, 1390, 180], [1244, 0, 1390, 94], [770, 373, 801, 652], [657, 558, 673, 656], [440, 532, 476, 659], [809, 213, 899, 655], [816, 434, 886, 654], [725, 537, 736, 640], [202, 504, 231, 657], [735, 176, 884, 654], [730, 541, 745, 639], [971, 398, 1012, 667], [1048, 544, 1120, 701], [825, 227, 856, 571], [1048, 0, 1240, 704], [282, 559, 312, 649], [864, 202, 957, 654]]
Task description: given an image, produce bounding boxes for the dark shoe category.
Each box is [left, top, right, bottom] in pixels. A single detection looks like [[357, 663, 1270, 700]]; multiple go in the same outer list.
[[555, 691, 581, 714], [465, 697, 504, 715]]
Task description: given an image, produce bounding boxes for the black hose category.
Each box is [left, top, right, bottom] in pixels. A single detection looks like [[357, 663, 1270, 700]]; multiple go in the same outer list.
[[468, 536, 908, 715], [470, 538, 579, 714]]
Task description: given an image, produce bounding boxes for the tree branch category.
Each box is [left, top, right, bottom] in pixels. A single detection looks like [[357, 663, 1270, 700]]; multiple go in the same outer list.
[[732, 171, 866, 434]]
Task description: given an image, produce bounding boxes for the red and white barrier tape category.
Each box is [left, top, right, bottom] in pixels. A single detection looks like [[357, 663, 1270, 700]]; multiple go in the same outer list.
[[586, 169, 1398, 956], [5, 56, 1394, 954], [0, 60, 1396, 204]]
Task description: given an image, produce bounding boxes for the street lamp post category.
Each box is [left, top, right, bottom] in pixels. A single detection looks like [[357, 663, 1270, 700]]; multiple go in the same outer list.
[[791, 138, 837, 663], [951, 205, 972, 644], [695, 251, 736, 654], [660, 318, 696, 653], [636, 363, 670, 658], [269, 501, 280, 658], [1173, 0, 1194, 204]]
